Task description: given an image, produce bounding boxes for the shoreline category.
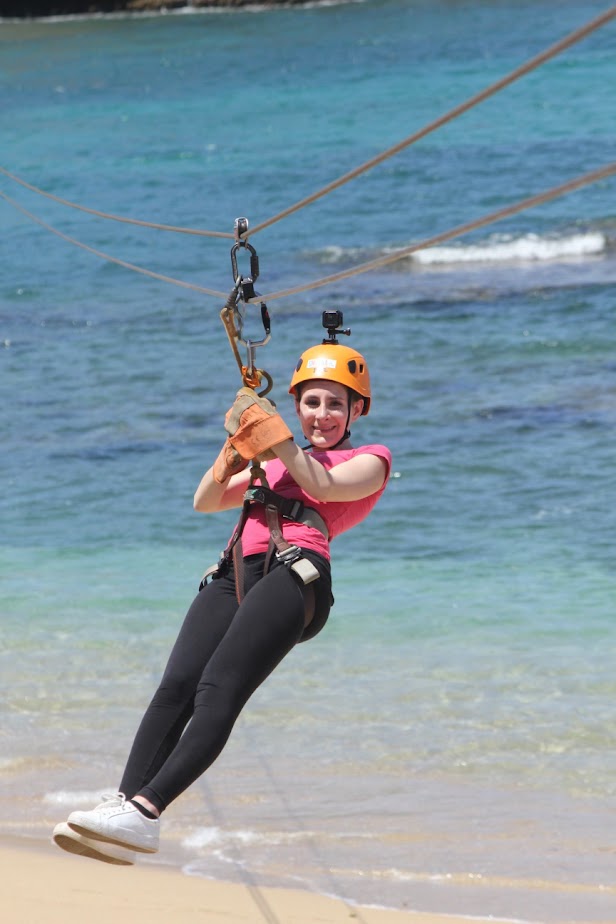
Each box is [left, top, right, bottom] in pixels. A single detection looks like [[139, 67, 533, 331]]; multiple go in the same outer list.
[[1, 834, 521, 924], [0, 0, 321, 20]]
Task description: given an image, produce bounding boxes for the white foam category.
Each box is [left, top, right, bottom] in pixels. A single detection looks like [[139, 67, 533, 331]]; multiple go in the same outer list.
[[411, 232, 606, 266], [182, 825, 312, 850], [43, 789, 105, 807], [182, 826, 225, 849], [319, 245, 349, 264]]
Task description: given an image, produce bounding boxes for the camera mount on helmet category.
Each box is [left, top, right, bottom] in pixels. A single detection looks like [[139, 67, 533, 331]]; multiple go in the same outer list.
[[322, 309, 351, 344]]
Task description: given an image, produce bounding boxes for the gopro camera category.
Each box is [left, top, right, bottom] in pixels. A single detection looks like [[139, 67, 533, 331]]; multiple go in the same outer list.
[[322, 310, 351, 343]]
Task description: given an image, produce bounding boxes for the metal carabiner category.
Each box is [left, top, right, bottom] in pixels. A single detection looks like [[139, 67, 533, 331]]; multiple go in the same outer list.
[[234, 295, 270, 344], [221, 218, 273, 396], [230, 218, 260, 302]]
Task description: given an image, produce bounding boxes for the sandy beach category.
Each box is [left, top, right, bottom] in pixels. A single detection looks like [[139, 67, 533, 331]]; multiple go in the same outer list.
[[2, 836, 523, 924]]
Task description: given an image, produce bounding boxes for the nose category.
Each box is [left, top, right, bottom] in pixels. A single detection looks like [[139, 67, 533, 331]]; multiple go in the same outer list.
[[314, 401, 330, 420]]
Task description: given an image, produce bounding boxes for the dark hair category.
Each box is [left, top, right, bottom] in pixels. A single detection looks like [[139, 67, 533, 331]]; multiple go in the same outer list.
[[348, 388, 363, 407]]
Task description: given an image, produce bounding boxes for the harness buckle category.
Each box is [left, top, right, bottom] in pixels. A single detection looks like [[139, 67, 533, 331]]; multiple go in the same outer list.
[[244, 485, 266, 505], [286, 499, 304, 520], [275, 545, 302, 566], [274, 545, 319, 584], [198, 553, 227, 591]]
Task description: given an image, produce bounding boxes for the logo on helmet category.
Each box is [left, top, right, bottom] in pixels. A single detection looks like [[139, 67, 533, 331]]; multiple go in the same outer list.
[[306, 357, 337, 377]]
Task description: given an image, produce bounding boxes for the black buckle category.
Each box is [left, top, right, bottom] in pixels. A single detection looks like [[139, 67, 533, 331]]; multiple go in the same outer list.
[[244, 486, 305, 523], [284, 499, 304, 520], [244, 485, 267, 505]]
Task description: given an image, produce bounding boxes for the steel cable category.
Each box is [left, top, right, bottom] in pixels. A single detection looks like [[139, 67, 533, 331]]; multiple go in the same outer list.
[[1, 5, 614, 244], [2, 8, 615, 302], [254, 161, 616, 302], [0, 166, 233, 238], [247, 4, 616, 238], [0, 190, 228, 299], [3, 160, 614, 303]]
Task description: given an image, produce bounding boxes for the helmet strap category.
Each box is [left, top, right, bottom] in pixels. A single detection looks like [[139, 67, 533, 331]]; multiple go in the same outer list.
[[326, 428, 351, 450]]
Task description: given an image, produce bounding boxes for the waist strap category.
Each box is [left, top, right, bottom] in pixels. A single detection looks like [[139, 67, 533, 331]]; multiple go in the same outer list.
[[243, 485, 329, 539]]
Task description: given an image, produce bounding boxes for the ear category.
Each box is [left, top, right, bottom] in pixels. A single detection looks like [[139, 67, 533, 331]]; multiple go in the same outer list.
[[349, 397, 364, 423]]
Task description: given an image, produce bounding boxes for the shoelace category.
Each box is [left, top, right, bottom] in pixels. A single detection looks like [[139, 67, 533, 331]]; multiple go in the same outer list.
[[95, 791, 127, 811]]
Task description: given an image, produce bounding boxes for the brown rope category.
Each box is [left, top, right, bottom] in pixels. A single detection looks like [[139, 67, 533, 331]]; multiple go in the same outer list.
[[3, 7, 614, 247], [248, 4, 616, 238], [0, 165, 233, 239], [0, 190, 229, 299], [4, 159, 614, 302], [254, 160, 616, 302], [197, 777, 284, 924]]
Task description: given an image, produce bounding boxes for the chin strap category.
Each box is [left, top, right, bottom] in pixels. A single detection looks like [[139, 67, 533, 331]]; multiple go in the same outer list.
[[307, 429, 350, 451], [302, 430, 350, 452]]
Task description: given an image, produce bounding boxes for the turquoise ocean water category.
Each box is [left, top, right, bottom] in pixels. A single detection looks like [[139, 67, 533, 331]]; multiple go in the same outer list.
[[1, 1, 616, 920]]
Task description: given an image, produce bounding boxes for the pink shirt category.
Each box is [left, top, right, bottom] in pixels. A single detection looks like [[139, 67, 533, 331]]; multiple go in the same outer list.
[[240, 444, 392, 561]]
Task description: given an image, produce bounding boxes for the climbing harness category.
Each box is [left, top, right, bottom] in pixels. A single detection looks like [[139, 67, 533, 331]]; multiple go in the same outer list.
[[199, 462, 327, 619]]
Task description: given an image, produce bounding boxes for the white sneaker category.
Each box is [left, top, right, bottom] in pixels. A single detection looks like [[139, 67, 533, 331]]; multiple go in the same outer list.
[[52, 822, 135, 866], [67, 792, 160, 854]]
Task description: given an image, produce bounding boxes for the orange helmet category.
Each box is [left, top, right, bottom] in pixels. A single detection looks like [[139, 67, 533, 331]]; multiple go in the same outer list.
[[288, 343, 371, 415]]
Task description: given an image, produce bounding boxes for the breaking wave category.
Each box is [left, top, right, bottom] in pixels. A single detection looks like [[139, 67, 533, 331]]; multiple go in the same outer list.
[[410, 231, 607, 266], [316, 230, 610, 270]]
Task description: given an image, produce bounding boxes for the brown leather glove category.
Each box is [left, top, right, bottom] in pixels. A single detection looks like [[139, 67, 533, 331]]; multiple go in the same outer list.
[[224, 387, 293, 460], [212, 438, 250, 484]]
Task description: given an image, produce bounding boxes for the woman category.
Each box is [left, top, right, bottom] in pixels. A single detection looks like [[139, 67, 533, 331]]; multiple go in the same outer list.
[[53, 340, 391, 865]]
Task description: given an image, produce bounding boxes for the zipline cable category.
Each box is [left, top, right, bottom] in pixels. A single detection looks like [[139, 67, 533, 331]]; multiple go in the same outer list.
[[254, 160, 616, 302], [248, 4, 616, 238], [1, 5, 614, 242], [196, 777, 284, 924], [3, 160, 614, 302], [0, 166, 233, 238], [0, 190, 228, 299], [238, 722, 372, 924]]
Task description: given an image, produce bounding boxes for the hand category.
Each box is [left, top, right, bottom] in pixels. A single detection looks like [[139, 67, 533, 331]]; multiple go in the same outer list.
[[224, 387, 293, 460], [212, 438, 250, 484], [224, 388, 277, 431]]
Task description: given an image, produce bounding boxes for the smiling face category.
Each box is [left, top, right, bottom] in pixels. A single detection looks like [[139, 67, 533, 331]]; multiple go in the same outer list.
[[295, 380, 364, 450]]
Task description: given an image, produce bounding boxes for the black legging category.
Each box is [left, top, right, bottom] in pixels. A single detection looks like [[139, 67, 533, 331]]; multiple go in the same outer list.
[[119, 551, 332, 814]]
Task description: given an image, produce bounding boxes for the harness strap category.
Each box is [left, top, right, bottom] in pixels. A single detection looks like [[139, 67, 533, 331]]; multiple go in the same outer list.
[[244, 485, 329, 539], [264, 504, 317, 627], [265, 503, 291, 556], [232, 539, 246, 604]]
